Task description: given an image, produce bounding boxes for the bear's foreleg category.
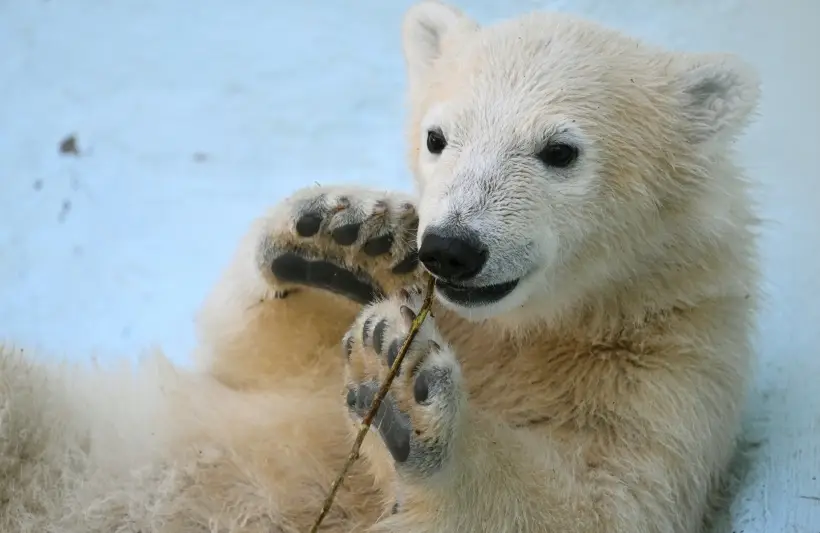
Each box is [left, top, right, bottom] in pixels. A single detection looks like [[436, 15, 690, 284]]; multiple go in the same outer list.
[[195, 184, 423, 388], [342, 291, 711, 533]]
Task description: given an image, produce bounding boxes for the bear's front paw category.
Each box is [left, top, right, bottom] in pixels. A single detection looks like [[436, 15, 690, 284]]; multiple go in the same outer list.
[[343, 289, 464, 478], [256, 186, 422, 304]]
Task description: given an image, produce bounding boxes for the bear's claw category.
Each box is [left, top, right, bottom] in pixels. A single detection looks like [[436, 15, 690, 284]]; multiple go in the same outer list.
[[257, 186, 422, 303], [343, 290, 463, 476], [347, 381, 413, 463], [270, 252, 380, 304]]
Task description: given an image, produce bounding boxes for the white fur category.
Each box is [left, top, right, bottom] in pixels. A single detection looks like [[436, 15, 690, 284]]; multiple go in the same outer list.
[[404, 2, 760, 322], [0, 2, 761, 532]]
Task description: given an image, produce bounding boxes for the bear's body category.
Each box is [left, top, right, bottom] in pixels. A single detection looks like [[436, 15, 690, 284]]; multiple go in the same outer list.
[[0, 2, 760, 532]]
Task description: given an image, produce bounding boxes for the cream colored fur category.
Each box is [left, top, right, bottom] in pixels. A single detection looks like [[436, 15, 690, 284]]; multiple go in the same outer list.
[[0, 2, 760, 532]]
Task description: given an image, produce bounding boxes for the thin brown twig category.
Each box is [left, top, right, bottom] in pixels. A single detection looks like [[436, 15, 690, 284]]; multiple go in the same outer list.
[[308, 275, 437, 533]]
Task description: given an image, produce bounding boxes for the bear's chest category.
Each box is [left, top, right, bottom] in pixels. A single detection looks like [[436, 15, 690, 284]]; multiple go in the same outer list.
[[441, 319, 647, 430]]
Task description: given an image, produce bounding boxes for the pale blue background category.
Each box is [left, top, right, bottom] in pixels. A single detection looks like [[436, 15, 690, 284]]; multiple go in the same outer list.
[[1, 0, 817, 530]]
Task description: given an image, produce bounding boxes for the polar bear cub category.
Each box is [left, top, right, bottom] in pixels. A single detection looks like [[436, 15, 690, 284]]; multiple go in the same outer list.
[[0, 1, 760, 532]]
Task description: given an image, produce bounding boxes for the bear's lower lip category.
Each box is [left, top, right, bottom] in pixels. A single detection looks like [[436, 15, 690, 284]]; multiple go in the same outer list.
[[435, 278, 520, 307]]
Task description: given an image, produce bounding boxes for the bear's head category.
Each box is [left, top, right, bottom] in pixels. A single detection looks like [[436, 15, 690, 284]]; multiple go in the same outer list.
[[402, 1, 761, 323]]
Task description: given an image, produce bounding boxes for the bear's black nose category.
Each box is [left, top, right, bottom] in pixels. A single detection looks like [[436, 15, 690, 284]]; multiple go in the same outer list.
[[418, 226, 488, 282]]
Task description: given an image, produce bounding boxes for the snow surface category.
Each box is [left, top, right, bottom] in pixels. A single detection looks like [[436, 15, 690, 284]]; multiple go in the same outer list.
[[0, 0, 817, 530]]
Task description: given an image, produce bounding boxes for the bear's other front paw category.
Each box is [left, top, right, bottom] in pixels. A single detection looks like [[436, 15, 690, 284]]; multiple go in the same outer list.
[[343, 289, 463, 478], [256, 186, 422, 304]]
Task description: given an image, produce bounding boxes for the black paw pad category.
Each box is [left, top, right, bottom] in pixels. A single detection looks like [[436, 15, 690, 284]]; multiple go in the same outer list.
[[386, 338, 401, 368], [347, 383, 411, 463], [413, 370, 431, 404], [271, 252, 380, 304], [391, 252, 419, 274], [342, 334, 354, 360], [371, 319, 388, 354], [295, 213, 323, 237], [362, 313, 374, 332], [331, 223, 361, 246], [362, 233, 394, 256]]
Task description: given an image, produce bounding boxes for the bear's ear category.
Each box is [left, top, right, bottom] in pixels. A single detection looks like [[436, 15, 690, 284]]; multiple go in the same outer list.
[[402, 1, 478, 82], [673, 53, 761, 144]]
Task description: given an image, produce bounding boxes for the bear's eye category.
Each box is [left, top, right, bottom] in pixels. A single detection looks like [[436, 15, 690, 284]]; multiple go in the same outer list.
[[426, 128, 447, 155], [536, 143, 579, 168]]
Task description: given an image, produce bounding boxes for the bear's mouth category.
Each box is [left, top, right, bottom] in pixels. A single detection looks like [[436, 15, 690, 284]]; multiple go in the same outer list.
[[434, 278, 520, 307]]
